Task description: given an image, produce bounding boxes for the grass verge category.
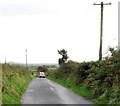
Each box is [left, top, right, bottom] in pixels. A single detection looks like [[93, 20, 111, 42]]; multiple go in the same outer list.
[[2, 64, 34, 104], [47, 76, 93, 98], [47, 76, 111, 106]]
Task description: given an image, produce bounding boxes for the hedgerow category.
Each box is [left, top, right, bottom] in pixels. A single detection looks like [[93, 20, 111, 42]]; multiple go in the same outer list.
[[48, 47, 120, 105]]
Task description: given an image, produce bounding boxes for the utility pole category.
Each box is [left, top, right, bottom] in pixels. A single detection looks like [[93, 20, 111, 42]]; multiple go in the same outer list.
[[5, 56, 6, 64], [118, 1, 120, 49], [25, 49, 28, 66], [93, 2, 111, 61]]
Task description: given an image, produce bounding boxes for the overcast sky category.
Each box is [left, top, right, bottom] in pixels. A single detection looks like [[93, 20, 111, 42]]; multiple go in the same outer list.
[[0, 0, 119, 64]]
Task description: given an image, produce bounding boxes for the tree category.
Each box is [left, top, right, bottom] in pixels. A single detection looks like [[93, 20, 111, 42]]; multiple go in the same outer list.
[[57, 49, 69, 65], [37, 66, 47, 72]]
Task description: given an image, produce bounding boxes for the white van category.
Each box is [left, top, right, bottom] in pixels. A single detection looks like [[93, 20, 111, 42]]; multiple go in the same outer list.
[[39, 72, 45, 78]]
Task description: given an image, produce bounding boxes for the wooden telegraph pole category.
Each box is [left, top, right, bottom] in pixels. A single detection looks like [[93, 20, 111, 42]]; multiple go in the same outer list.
[[25, 49, 28, 66], [93, 2, 111, 61], [5, 56, 6, 64]]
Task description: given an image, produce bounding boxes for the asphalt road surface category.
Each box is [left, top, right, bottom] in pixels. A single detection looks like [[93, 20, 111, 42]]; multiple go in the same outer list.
[[21, 78, 94, 104]]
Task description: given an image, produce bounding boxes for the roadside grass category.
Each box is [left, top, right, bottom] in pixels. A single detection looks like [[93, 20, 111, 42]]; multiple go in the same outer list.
[[47, 67, 115, 106], [47, 76, 93, 97], [48, 76, 111, 106], [2, 64, 34, 104]]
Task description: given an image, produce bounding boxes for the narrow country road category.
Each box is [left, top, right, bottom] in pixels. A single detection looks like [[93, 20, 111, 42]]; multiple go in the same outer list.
[[21, 78, 95, 104]]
